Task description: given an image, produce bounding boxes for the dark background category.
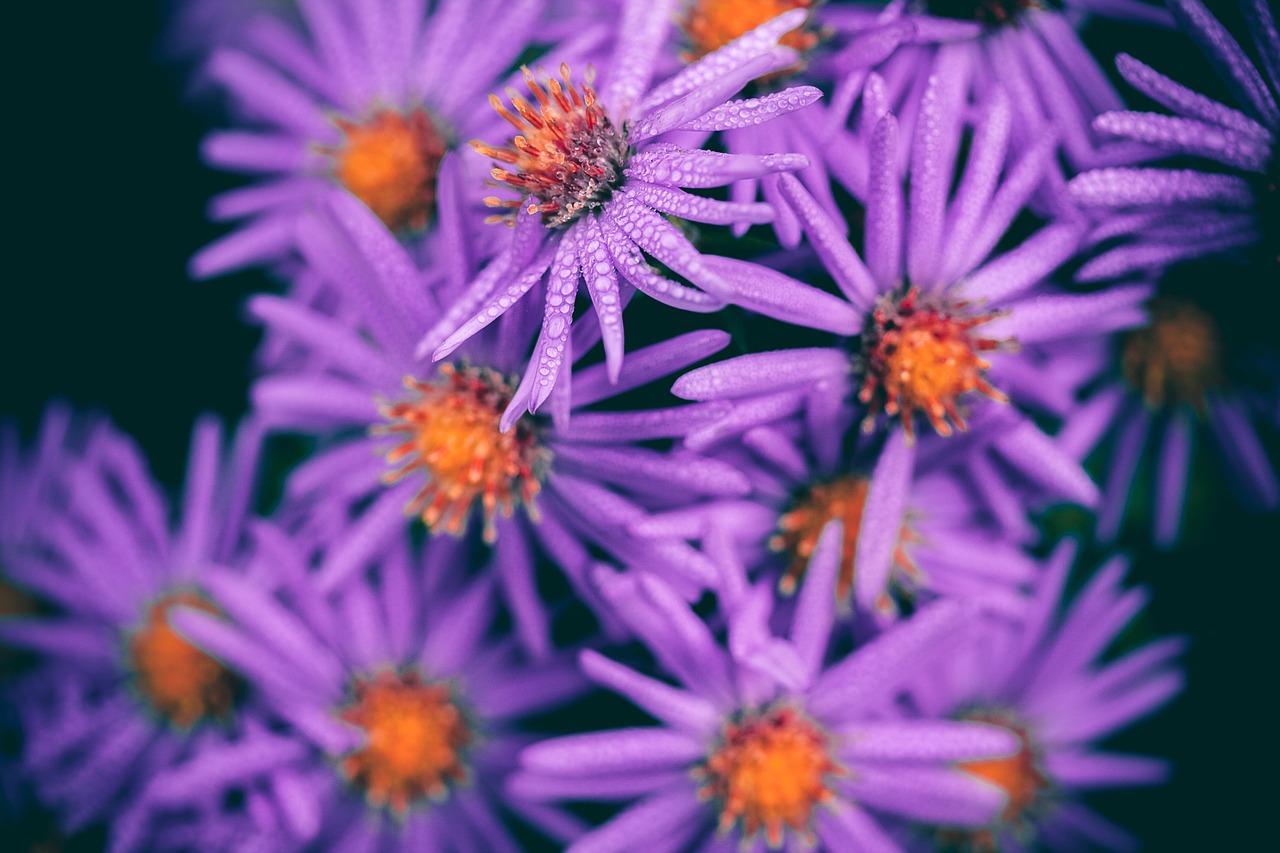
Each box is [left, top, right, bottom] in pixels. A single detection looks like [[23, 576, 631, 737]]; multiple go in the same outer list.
[[3, 1, 1277, 850]]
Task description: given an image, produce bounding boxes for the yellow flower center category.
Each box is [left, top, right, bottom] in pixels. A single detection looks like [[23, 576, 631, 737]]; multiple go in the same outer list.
[[375, 363, 549, 542], [338, 670, 471, 816], [331, 108, 447, 232], [697, 706, 845, 847], [128, 592, 239, 727], [1122, 296, 1223, 409]]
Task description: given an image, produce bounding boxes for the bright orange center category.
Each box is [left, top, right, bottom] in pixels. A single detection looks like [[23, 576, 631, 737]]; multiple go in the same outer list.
[[338, 670, 471, 816], [859, 287, 1011, 442], [697, 706, 844, 847], [680, 0, 820, 64], [770, 476, 921, 609], [375, 363, 549, 542], [331, 108, 447, 232], [128, 592, 238, 727], [1122, 296, 1222, 409], [943, 712, 1047, 850], [473, 64, 628, 228]]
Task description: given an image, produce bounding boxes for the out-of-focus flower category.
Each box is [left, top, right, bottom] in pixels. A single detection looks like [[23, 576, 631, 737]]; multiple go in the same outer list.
[[511, 527, 1022, 852], [170, 526, 585, 851], [0, 414, 279, 850], [905, 543, 1184, 852], [1069, 0, 1279, 279]]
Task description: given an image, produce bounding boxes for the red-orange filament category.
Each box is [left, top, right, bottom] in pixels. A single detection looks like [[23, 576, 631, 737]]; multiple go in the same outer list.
[[770, 476, 922, 610], [680, 0, 821, 64], [330, 108, 448, 232], [697, 706, 845, 847], [375, 364, 549, 542], [1122, 296, 1223, 410], [128, 591, 238, 727], [859, 287, 1012, 442], [942, 711, 1048, 851], [338, 670, 471, 816], [473, 63, 628, 227]]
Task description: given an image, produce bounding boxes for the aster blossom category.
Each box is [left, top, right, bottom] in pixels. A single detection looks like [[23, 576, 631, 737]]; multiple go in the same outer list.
[[904, 543, 1184, 851], [511, 526, 1024, 852], [418, 5, 857, 416]]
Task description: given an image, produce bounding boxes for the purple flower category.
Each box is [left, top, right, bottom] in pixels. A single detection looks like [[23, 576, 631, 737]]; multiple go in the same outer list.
[[1068, 0, 1280, 279], [169, 525, 585, 851], [0, 413, 275, 850], [904, 543, 1184, 852], [251, 190, 744, 657], [419, 5, 848, 413], [510, 533, 1022, 852], [191, 0, 575, 277]]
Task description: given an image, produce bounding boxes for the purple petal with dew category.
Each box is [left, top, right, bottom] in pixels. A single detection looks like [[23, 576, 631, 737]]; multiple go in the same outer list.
[[1042, 668, 1184, 747], [1153, 409, 1194, 548], [627, 145, 808, 188], [529, 223, 584, 413], [854, 430, 914, 613], [147, 735, 307, 807], [676, 84, 824, 134], [561, 403, 731, 443], [579, 650, 720, 736], [189, 215, 293, 279], [206, 49, 328, 137], [575, 329, 731, 407], [1114, 53, 1271, 140], [1098, 401, 1152, 541], [434, 246, 555, 361], [960, 222, 1085, 304], [810, 600, 967, 721], [475, 663, 586, 720], [1069, 167, 1254, 207], [789, 521, 842, 686], [0, 621, 116, 666], [1207, 396, 1280, 508], [603, 0, 678, 119], [958, 135, 1059, 278], [508, 769, 693, 803], [418, 577, 496, 679], [940, 85, 1012, 279], [628, 182, 774, 226], [628, 51, 781, 143], [865, 113, 902, 289], [673, 348, 849, 401], [170, 607, 315, 705], [555, 444, 751, 498], [908, 57, 970, 287], [202, 131, 307, 173], [1169, 0, 1279, 127], [1095, 111, 1271, 171], [314, 482, 417, 593], [1045, 751, 1170, 789], [700, 256, 860, 335], [988, 284, 1150, 345], [522, 729, 705, 778], [602, 222, 726, 313], [743, 425, 809, 481], [685, 389, 809, 451], [207, 176, 311, 221], [994, 418, 1100, 507], [841, 764, 1006, 827], [1242, 0, 1280, 92], [839, 720, 1018, 763], [579, 217, 626, 382], [609, 198, 732, 300], [565, 782, 706, 853], [171, 415, 221, 573], [777, 173, 876, 309], [816, 801, 904, 853], [270, 768, 323, 842], [248, 295, 389, 384], [491, 520, 550, 660], [637, 7, 809, 113]]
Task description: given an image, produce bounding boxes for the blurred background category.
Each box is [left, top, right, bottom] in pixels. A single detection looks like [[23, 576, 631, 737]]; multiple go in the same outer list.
[[3, 2, 1277, 849]]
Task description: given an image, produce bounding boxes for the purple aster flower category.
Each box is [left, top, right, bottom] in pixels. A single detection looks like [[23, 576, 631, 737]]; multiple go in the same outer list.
[[904, 543, 1184, 852], [0, 413, 279, 850], [670, 91, 1148, 507], [1068, 0, 1280, 279], [168, 524, 585, 851], [510, 535, 1023, 852], [418, 5, 851, 412], [1057, 273, 1280, 547], [251, 190, 742, 656], [632, 404, 1039, 621], [191, 0, 583, 277]]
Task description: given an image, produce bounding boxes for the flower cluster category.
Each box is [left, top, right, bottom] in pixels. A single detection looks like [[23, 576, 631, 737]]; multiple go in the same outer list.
[[7, 0, 1278, 849]]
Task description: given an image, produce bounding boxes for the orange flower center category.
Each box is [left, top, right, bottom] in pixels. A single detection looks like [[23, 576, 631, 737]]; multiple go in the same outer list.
[[128, 592, 239, 727], [473, 64, 629, 228], [374, 363, 549, 542], [338, 670, 471, 816], [680, 0, 820, 65], [331, 108, 448, 232], [1122, 296, 1223, 409], [697, 706, 845, 847], [942, 712, 1048, 851], [770, 476, 921, 608], [858, 287, 1011, 441]]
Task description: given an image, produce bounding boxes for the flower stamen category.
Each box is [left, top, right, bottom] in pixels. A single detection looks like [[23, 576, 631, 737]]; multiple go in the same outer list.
[[1121, 296, 1223, 410], [327, 108, 448, 232]]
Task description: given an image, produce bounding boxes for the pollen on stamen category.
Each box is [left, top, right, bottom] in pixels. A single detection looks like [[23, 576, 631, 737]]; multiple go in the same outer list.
[[471, 63, 629, 228], [325, 108, 448, 232], [128, 591, 240, 728], [337, 669, 471, 817], [769, 476, 922, 611], [857, 287, 1014, 443], [1121, 296, 1223, 411], [695, 706, 845, 848], [373, 363, 550, 543], [680, 0, 822, 67]]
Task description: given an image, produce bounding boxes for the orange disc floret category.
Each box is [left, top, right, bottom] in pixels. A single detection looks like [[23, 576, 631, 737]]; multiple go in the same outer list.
[[374, 363, 550, 543], [1122, 295, 1223, 410], [128, 591, 239, 728], [338, 669, 471, 816], [329, 108, 448, 232], [770, 475, 922, 609], [858, 287, 1013, 442], [680, 0, 821, 64], [696, 706, 845, 847], [472, 63, 629, 228]]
